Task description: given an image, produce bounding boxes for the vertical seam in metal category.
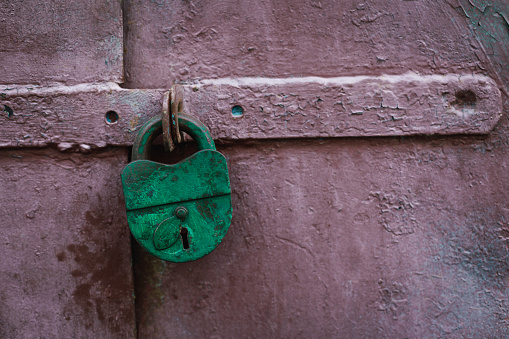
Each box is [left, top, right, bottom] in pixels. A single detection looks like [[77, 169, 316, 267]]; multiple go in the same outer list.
[[120, 2, 139, 338], [121, 0, 131, 88]]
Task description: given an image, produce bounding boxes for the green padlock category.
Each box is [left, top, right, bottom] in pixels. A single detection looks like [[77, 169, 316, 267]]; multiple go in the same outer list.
[[121, 114, 232, 262]]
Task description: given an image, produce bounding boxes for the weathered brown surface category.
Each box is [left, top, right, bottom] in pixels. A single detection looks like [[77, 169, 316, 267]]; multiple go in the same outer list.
[[0, 148, 135, 338], [453, 0, 509, 96], [0, 83, 161, 148], [187, 74, 502, 139], [126, 0, 509, 337], [0, 0, 123, 85], [0, 0, 133, 337], [1, 0, 508, 337], [135, 131, 509, 338], [0, 74, 502, 148], [124, 0, 484, 88]]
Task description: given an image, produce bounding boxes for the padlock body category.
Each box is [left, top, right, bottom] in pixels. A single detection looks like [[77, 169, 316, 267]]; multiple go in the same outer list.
[[121, 149, 232, 262]]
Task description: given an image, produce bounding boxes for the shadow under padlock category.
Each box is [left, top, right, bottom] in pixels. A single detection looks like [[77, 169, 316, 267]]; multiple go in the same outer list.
[[121, 114, 232, 263]]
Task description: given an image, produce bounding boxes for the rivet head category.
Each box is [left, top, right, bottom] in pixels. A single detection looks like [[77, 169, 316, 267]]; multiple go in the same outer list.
[[175, 206, 188, 220]]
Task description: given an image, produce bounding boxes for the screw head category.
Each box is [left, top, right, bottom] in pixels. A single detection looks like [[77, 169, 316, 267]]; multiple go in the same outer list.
[[175, 206, 188, 220]]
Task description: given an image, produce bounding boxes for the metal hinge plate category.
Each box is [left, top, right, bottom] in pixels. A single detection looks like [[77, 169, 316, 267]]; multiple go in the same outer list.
[[0, 73, 502, 149]]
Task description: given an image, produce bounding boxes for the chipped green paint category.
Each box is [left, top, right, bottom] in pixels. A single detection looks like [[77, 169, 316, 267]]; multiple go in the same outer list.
[[121, 114, 232, 262]]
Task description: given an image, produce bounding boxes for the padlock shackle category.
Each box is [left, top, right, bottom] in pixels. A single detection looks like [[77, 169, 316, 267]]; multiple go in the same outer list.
[[132, 114, 216, 161]]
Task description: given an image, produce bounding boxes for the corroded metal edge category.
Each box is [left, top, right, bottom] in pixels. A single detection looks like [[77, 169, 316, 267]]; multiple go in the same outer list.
[[0, 73, 502, 149]]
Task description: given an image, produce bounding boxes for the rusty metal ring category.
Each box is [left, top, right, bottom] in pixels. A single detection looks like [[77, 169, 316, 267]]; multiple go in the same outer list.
[[170, 84, 184, 144], [162, 90, 174, 152]]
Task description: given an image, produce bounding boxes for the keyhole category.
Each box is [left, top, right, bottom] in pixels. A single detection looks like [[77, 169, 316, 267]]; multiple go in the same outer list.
[[181, 227, 189, 249]]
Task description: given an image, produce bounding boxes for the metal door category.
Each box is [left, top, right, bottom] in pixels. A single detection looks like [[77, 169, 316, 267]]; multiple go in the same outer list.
[[1, 0, 509, 338]]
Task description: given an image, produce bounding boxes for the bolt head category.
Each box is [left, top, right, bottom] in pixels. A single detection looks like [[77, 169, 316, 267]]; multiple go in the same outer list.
[[175, 206, 188, 220]]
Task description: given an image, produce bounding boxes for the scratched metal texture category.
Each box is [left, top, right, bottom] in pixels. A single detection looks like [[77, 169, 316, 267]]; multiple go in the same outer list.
[[0, 74, 502, 148], [126, 0, 509, 337], [123, 0, 487, 88], [452, 0, 509, 96], [135, 133, 509, 338], [184, 75, 502, 139], [0, 148, 135, 338], [0, 0, 123, 85], [0, 0, 508, 337], [0, 0, 135, 337]]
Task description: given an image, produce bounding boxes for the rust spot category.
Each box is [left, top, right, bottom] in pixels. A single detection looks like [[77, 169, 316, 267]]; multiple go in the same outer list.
[[66, 237, 133, 334], [56, 251, 66, 261], [453, 89, 477, 107], [71, 269, 83, 277], [96, 299, 106, 322], [64, 194, 135, 335], [195, 199, 215, 220], [84, 211, 101, 227]]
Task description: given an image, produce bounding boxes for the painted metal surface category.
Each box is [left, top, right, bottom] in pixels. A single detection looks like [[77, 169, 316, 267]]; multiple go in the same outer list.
[[1, 0, 508, 337], [122, 115, 232, 262], [0, 74, 502, 148], [0, 0, 123, 85], [454, 0, 509, 96], [123, 0, 487, 88], [126, 0, 509, 337], [135, 134, 509, 337], [0, 1, 136, 337], [0, 148, 135, 338], [185, 74, 502, 139]]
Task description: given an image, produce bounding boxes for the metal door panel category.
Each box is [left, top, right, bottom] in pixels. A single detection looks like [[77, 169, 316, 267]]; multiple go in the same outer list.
[[124, 0, 482, 88], [0, 1, 135, 335], [124, 0, 509, 337], [0, 148, 136, 338], [0, 0, 123, 85], [1, 0, 508, 337], [133, 137, 509, 337]]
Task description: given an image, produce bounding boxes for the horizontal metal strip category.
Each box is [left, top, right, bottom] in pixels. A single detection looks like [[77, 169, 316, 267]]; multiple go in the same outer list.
[[0, 73, 502, 148]]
